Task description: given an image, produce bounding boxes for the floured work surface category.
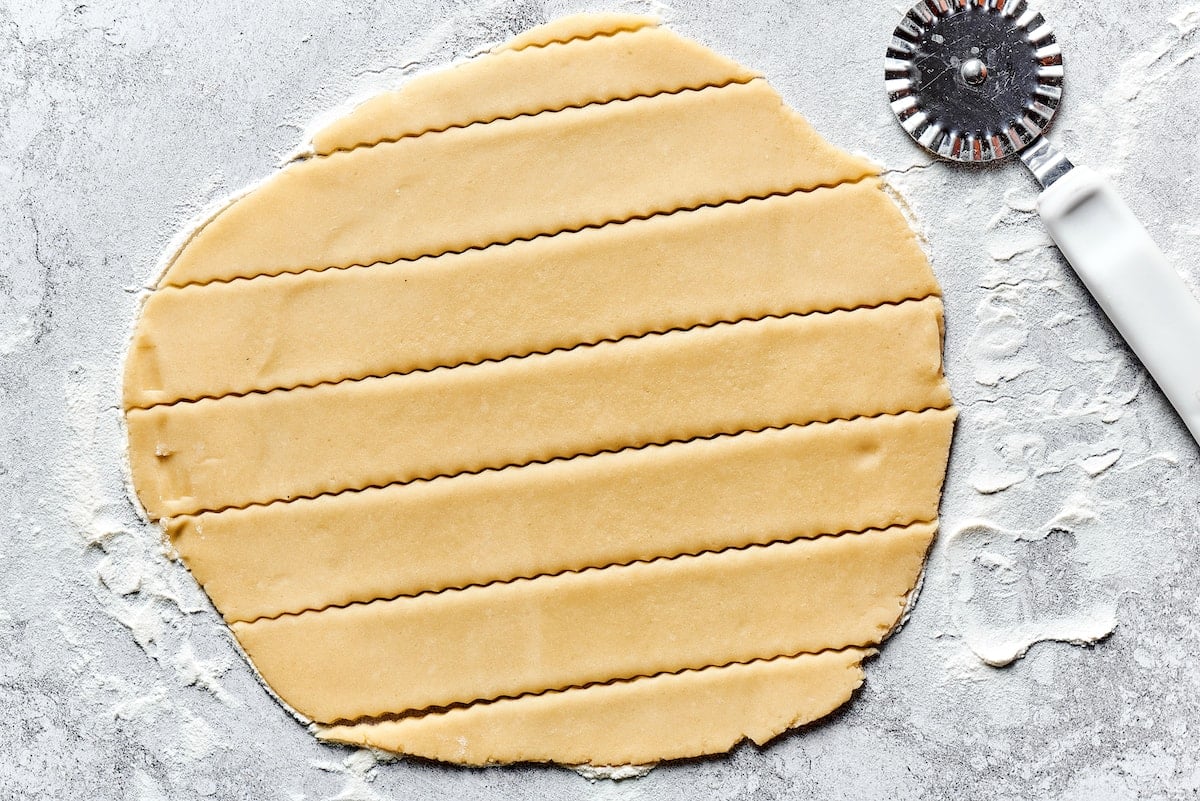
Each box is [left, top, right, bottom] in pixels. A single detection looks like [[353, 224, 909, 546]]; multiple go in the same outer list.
[[123, 13, 956, 767]]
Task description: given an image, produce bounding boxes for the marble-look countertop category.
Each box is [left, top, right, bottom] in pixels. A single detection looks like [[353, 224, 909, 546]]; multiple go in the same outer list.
[[2, 1, 1199, 798]]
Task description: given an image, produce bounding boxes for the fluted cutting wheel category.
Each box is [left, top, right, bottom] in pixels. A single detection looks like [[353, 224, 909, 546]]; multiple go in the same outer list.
[[886, 0, 1064, 163]]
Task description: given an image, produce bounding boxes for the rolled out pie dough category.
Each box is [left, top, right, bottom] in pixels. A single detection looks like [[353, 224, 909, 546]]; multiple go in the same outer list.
[[123, 13, 956, 766]]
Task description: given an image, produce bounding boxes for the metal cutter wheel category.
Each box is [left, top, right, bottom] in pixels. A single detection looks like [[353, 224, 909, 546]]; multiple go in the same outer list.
[[886, 0, 1200, 446]]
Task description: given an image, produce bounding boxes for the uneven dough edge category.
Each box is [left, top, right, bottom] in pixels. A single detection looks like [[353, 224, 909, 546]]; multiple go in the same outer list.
[[316, 647, 874, 767]]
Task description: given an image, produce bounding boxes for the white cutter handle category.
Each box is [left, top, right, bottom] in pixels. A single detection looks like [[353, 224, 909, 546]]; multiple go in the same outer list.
[[1038, 165, 1200, 446]]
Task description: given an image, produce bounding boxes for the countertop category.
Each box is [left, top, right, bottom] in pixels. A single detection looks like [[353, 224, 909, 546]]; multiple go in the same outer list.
[[2, 1, 1199, 798]]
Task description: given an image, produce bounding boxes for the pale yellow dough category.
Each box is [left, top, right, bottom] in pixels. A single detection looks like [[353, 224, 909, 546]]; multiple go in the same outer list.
[[124, 13, 957, 766]]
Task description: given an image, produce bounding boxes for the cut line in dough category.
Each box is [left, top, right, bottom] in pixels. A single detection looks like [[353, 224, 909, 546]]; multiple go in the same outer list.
[[131, 296, 936, 410], [498, 14, 656, 52], [313, 78, 758, 158], [159, 80, 875, 288], [125, 177, 936, 409], [310, 16, 742, 155], [129, 297, 950, 518], [317, 647, 873, 766], [239, 521, 936, 625], [171, 407, 955, 623], [231, 521, 936, 723]]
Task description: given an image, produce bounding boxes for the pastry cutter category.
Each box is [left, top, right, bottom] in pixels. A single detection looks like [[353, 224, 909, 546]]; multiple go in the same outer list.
[[885, 0, 1200, 446]]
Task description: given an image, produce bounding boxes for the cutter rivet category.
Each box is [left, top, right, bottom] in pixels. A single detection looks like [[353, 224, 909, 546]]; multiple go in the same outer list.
[[961, 58, 988, 85]]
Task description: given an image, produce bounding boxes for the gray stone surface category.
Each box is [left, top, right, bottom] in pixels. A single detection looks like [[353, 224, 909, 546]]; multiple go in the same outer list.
[[2, 0, 1199, 798]]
